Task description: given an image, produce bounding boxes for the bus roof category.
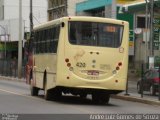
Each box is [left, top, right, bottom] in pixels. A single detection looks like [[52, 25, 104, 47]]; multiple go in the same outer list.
[[34, 16, 128, 31]]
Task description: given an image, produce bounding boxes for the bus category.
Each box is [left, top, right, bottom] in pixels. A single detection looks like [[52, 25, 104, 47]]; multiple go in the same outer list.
[[26, 16, 129, 104]]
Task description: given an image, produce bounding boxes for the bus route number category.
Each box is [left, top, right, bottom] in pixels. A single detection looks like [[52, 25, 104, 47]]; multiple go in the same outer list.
[[76, 62, 86, 68]]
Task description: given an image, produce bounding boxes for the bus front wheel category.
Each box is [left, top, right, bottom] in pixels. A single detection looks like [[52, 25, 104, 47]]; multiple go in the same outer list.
[[44, 84, 53, 100]]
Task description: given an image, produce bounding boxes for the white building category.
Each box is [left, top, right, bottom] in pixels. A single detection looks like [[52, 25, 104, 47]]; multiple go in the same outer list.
[[0, 0, 48, 59], [0, 0, 48, 34]]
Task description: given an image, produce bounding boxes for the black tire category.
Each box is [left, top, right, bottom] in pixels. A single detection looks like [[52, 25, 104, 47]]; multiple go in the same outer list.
[[44, 72, 61, 101], [52, 89, 62, 100], [43, 72, 52, 100], [31, 86, 39, 96], [92, 92, 110, 104], [44, 88, 53, 100], [44, 86, 62, 101], [80, 93, 87, 98], [150, 85, 156, 96]]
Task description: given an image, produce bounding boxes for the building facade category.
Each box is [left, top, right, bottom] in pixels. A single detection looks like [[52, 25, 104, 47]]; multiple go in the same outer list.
[[1, 0, 48, 31], [76, 0, 116, 18], [75, 0, 160, 71], [0, 0, 48, 59], [48, 0, 85, 20], [48, 0, 160, 71]]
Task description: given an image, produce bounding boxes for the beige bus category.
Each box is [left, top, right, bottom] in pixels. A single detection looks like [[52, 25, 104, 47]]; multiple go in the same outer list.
[[26, 16, 129, 104]]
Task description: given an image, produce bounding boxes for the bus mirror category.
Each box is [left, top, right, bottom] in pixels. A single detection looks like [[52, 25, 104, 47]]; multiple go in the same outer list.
[[61, 22, 65, 27]]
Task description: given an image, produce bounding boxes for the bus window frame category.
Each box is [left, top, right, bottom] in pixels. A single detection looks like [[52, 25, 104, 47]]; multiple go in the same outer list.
[[68, 21, 124, 48], [33, 24, 60, 54]]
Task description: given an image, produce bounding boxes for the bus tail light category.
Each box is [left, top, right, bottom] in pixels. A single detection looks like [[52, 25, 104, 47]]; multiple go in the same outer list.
[[67, 63, 71, 67], [115, 62, 122, 71], [118, 62, 122, 66], [65, 58, 69, 63], [116, 66, 120, 70]]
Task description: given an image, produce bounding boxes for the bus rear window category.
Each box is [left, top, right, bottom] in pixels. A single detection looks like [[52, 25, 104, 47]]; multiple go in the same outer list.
[[69, 21, 123, 48]]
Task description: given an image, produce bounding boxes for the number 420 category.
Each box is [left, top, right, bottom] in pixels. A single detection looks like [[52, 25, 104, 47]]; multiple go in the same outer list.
[[76, 62, 86, 68]]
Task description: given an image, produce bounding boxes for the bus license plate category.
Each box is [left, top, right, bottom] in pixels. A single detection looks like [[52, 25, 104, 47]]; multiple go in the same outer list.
[[87, 70, 99, 76]]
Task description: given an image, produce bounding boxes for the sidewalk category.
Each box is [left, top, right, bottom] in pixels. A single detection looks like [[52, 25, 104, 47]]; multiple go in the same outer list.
[[0, 76, 160, 106], [112, 80, 160, 106]]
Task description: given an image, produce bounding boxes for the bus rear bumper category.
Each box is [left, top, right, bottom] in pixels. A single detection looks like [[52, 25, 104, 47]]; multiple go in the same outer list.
[[52, 86, 123, 95]]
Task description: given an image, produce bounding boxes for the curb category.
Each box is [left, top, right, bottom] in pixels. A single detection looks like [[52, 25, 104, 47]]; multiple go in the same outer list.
[[0, 76, 25, 82], [111, 94, 160, 106]]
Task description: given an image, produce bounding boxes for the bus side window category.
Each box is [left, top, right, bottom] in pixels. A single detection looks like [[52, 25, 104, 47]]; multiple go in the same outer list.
[[48, 28, 52, 53], [50, 27, 54, 53], [36, 31, 40, 54], [42, 30, 47, 53], [46, 29, 50, 53], [33, 32, 37, 53], [54, 26, 60, 53], [40, 30, 43, 53], [50, 26, 60, 53]]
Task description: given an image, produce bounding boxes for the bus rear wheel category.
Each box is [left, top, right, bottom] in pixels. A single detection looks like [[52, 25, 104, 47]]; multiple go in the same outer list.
[[44, 83, 54, 100], [92, 92, 110, 104], [44, 88, 53, 100], [80, 93, 87, 98], [31, 86, 39, 96], [44, 87, 62, 101]]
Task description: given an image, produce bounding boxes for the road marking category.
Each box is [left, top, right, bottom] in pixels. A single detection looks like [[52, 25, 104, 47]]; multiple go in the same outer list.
[[0, 88, 93, 113], [0, 88, 40, 100]]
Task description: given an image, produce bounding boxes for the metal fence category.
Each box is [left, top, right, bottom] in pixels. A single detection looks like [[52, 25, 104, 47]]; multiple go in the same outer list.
[[0, 59, 26, 78]]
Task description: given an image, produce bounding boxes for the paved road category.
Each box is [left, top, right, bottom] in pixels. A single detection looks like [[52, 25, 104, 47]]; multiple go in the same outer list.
[[0, 79, 159, 116]]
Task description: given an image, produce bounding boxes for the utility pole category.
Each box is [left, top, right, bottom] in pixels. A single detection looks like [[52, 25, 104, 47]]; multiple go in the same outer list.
[[145, 0, 148, 69], [65, 0, 68, 16], [30, 0, 33, 32], [150, 0, 154, 57], [29, 0, 34, 52], [18, 0, 22, 78]]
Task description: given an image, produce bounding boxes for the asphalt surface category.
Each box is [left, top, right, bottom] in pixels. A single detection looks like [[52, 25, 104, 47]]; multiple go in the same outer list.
[[0, 79, 159, 112], [0, 76, 160, 105]]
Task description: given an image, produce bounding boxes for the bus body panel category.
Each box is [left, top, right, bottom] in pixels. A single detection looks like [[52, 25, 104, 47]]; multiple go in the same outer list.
[[56, 17, 129, 91], [28, 17, 129, 96], [33, 54, 57, 89]]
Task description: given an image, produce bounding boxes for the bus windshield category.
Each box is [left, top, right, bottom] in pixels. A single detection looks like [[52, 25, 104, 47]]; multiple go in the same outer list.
[[69, 21, 124, 48]]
